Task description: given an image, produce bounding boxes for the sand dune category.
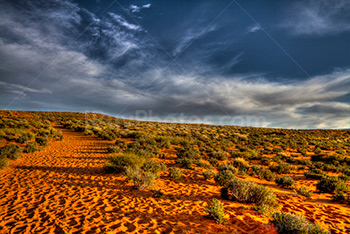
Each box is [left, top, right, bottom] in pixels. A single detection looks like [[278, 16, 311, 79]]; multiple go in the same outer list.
[[0, 125, 349, 233]]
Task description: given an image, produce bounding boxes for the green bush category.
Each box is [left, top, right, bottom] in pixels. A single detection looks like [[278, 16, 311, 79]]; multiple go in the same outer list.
[[0, 157, 9, 169], [115, 139, 127, 148], [205, 199, 227, 224], [208, 158, 219, 167], [107, 146, 122, 153], [169, 167, 182, 179], [141, 160, 167, 174], [304, 168, 325, 179], [270, 162, 291, 174], [203, 170, 216, 180], [18, 133, 33, 144], [316, 176, 348, 194], [35, 136, 49, 147], [221, 178, 277, 210], [296, 186, 313, 198], [196, 160, 213, 169], [332, 192, 349, 203], [124, 166, 156, 189], [271, 211, 330, 234], [0, 144, 23, 160], [208, 150, 227, 161], [176, 157, 194, 169], [103, 153, 148, 173], [232, 158, 249, 173], [176, 146, 201, 160], [275, 176, 295, 188], [25, 142, 39, 153], [251, 165, 275, 181], [215, 170, 236, 186]]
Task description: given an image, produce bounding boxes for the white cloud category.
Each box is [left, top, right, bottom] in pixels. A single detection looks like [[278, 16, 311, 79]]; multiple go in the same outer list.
[[173, 24, 217, 56], [281, 0, 350, 36], [129, 3, 151, 13], [109, 13, 141, 31], [247, 24, 261, 33]]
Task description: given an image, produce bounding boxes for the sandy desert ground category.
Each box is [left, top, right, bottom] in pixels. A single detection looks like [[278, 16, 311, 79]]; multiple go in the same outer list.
[[0, 124, 349, 233]]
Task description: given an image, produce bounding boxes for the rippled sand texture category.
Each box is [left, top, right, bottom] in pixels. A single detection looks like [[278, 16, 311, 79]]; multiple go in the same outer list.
[[0, 126, 277, 234], [1, 125, 350, 234]]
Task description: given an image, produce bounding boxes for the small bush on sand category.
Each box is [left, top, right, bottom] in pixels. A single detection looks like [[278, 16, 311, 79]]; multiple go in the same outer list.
[[205, 199, 228, 224], [115, 139, 127, 148], [107, 146, 122, 153], [296, 186, 313, 199], [275, 176, 295, 188], [25, 142, 39, 153], [203, 170, 216, 180], [169, 167, 182, 179], [271, 211, 330, 234], [176, 157, 194, 169], [0, 157, 9, 169], [215, 170, 236, 186], [0, 145, 23, 160], [316, 176, 349, 194], [35, 136, 49, 147], [221, 178, 277, 212], [304, 168, 325, 179], [103, 153, 148, 173], [141, 160, 167, 174], [124, 166, 157, 189], [208, 150, 228, 161], [270, 162, 291, 174], [232, 158, 249, 173], [251, 165, 276, 181]]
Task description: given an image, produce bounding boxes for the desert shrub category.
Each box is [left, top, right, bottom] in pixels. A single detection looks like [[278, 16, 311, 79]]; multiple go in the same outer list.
[[25, 142, 39, 153], [18, 132, 33, 144], [332, 192, 349, 204], [304, 168, 325, 179], [296, 186, 313, 198], [205, 199, 227, 224], [232, 158, 249, 173], [261, 157, 271, 165], [176, 158, 194, 169], [176, 146, 201, 160], [215, 170, 236, 186], [208, 158, 219, 167], [251, 165, 275, 181], [124, 166, 156, 189], [208, 150, 227, 161], [314, 148, 322, 154], [297, 147, 307, 156], [196, 160, 213, 169], [218, 163, 237, 173], [316, 176, 349, 194], [107, 146, 122, 153], [0, 157, 9, 169], [141, 160, 167, 174], [169, 167, 182, 179], [247, 149, 261, 160], [0, 144, 23, 160], [35, 136, 49, 147], [270, 162, 291, 174], [103, 153, 148, 173], [221, 178, 277, 210], [203, 170, 216, 180], [115, 139, 127, 148], [275, 176, 295, 188], [271, 211, 330, 234]]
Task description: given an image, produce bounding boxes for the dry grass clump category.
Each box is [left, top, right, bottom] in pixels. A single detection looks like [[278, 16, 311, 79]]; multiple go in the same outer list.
[[271, 211, 330, 234]]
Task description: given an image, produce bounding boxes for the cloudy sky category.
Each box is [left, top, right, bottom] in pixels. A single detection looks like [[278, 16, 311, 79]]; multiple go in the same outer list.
[[0, 0, 349, 129]]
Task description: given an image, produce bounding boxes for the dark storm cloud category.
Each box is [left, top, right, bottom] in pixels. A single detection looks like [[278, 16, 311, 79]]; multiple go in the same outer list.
[[0, 0, 349, 129]]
